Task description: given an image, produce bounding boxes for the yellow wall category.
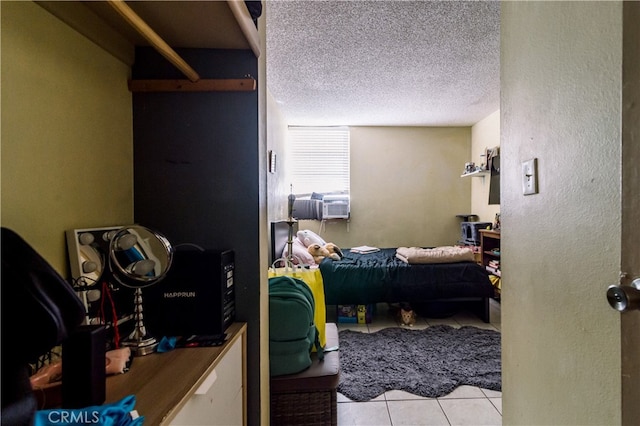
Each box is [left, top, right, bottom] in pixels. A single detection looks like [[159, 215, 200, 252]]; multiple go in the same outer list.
[[471, 109, 500, 223], [298, 126, 472, 248], [1, 1, 133, 275]]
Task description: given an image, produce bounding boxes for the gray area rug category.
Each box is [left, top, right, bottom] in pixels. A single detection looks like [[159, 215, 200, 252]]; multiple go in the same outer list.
[[337, 325, 501, 401]]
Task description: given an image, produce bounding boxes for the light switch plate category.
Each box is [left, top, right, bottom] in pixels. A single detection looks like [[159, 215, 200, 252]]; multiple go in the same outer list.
[[522, 158, 538, 195]]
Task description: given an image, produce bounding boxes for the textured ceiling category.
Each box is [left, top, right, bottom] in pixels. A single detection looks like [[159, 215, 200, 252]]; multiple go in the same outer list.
[[266, 0, 500, 127]]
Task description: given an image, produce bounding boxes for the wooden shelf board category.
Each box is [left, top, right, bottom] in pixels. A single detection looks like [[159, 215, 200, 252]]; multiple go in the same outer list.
[[128, 78, 257, 92]]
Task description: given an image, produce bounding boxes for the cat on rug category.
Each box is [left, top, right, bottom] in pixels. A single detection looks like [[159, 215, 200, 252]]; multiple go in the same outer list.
[[388, 303, 416, 326]]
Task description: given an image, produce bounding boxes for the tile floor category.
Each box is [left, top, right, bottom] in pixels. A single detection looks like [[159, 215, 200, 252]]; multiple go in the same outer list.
[[327, 300, 502, 426]]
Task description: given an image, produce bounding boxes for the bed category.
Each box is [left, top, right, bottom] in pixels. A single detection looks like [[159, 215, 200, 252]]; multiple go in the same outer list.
[[270, 221, 494, 323]]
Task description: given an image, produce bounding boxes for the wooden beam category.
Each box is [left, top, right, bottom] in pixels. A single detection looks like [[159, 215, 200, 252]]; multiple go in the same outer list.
[[226, 0, 261, 57], [128, 78, 257, 93], [107, 0, 200, 82]]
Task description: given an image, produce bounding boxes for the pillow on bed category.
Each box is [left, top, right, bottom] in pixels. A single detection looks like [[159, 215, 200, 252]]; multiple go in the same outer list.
[[282, 238, 315, 265], [297, 229, 326, 248]]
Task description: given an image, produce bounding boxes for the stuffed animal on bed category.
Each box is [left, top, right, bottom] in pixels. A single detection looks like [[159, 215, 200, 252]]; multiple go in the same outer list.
[[307, 242, 344, 264]]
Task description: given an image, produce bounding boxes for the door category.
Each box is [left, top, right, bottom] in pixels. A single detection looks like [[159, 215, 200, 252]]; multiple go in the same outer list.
[[620, 2, 640, 423]]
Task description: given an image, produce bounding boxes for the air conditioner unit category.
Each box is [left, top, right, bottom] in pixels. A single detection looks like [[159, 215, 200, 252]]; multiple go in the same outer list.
[[322, 195, 350, 219]]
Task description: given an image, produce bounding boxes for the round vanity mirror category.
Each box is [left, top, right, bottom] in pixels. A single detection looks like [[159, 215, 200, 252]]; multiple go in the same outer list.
[[109, 226, 173, 288], [108, 225, 174, 356]]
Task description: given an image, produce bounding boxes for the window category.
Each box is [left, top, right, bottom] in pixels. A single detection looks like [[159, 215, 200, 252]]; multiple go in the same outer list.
[[288, 126, 350, 196]]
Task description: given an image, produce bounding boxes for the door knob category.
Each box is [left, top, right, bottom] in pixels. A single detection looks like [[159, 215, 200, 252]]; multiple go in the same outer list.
[[607, 278, 640, 312]]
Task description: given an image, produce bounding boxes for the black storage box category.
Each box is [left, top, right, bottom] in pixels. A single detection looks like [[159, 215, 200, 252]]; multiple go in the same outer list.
[[144, 249, 235, 337]]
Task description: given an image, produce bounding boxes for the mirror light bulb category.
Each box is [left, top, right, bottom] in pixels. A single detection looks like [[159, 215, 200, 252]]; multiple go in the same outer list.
[[82, 261, 98, 273], [104, 230, 118, 241], [79, 233, 95, 245], [86, 289, 101, 302], [116, 234, 138, 250], [131, 259, 156, 276]]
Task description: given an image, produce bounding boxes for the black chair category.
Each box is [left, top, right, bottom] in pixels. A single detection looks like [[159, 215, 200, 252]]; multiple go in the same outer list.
[[1, 227, 85, 425]]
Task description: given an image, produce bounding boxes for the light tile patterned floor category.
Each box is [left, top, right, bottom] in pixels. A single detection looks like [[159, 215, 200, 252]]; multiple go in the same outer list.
[[328, 300, 502, 426]]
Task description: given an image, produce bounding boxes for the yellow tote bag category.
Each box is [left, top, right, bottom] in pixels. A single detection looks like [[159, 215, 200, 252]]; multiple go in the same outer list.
[[268, 266, 326, 349]]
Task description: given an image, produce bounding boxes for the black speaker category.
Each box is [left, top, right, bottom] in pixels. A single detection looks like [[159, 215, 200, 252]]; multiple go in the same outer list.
[[144, 249, 236, 338], [62, 325, 106, 408]]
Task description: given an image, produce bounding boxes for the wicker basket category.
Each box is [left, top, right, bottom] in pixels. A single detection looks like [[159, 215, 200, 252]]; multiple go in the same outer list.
[[270, 388, 337, 426]]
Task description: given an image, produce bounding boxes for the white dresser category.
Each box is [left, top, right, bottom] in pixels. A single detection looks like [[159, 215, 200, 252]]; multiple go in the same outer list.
[[106, 323, 247, 425]]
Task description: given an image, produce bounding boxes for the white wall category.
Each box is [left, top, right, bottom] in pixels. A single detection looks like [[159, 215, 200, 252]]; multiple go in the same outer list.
[[501, 2, 621, 423], [266, 89, 291, 224]]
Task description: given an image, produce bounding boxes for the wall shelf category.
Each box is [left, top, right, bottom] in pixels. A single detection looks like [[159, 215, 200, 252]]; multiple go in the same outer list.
[[460, 170, 490, 178]]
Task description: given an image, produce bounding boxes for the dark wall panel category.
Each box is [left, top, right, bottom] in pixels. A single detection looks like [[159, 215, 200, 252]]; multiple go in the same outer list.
[[132, 47, 261, 425]]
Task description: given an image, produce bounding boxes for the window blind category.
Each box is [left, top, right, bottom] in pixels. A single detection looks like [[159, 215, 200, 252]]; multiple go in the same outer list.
[[288, 126, 350, 196]]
